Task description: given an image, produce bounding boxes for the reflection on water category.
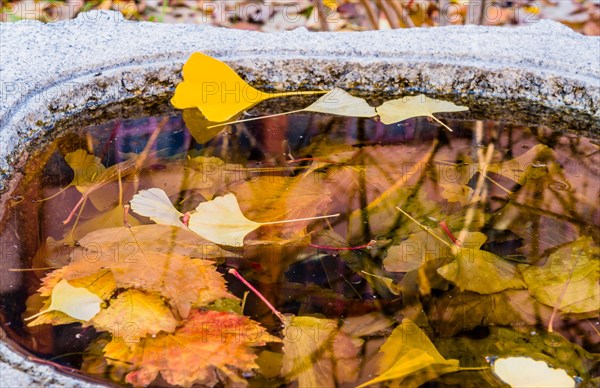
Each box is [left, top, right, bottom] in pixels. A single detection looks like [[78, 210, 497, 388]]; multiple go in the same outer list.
[[0, 106, 598, 387]]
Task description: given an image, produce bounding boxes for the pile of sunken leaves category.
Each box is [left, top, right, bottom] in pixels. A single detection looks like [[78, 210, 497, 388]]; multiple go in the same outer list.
[[24, 53, 599, 387]]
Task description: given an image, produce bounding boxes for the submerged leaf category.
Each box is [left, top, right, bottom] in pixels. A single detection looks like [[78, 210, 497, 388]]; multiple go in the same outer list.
[[171, 52, 324, 122], [357, 319, 460, 387], [65, 149, 106, 192], [376, 95, 468, 130], [103, 310, 270, 387], [281, 315, 366, 387], [436, 232, 526, 294], [519, 237, 600, 314]]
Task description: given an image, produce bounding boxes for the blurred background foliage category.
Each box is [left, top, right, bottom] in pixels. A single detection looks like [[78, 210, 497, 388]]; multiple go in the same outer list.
[[1, 0, 598, 35]]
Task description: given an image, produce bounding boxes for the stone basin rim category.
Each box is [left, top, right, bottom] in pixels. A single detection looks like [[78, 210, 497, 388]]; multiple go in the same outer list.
[[1, 9, 599, 387]]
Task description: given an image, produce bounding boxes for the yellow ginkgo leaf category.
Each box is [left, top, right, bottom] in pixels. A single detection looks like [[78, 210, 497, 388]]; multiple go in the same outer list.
[[130, 189, 338, 246], [188, 193, 261, 247], [130, 188, 184, 227], [25, 279, 102, 322], [65, 149, 106, 191], [188, 193, 339, 246], [376, 94, 468, 131], [171, 52, 325, 122], [208, 88, 376, 129]]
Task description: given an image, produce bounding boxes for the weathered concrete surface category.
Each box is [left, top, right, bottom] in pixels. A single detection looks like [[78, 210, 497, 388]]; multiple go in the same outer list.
[[0, 10, 599, 386]]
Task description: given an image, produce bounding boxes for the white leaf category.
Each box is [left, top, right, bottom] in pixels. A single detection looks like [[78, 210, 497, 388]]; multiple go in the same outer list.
[[130, 188, 184, 227]]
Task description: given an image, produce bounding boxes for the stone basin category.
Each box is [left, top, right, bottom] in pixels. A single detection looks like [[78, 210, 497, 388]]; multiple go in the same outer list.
[[0, 10, 599, 386]]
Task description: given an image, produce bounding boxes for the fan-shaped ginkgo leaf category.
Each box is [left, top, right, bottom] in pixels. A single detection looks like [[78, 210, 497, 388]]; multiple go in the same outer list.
[[376, 95, 468, 131], [130, 189, 339, 246], [357, 319, 460, 387], [25, 279, 102, 322], [171, 52, 325, 122], [130, 188, 184, 227], [188, 193, 262, 246], [303, 88, 376, 117], [65, 149, 106, 191], [436, 232, 526, 294]]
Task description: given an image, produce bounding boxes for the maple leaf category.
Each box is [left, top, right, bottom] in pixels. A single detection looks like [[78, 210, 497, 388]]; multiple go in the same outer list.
[[375, 95, 468, 131], [171, 52, 325, 122], [518, 237, 600, 314], [357, 319, 460, 387], [103, 310, 270, 387], [37, 225, 237, 318], [89, 289, 178, 342]]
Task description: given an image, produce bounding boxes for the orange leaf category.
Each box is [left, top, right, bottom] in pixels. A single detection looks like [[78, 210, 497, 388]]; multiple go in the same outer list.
[[36, 225, 238, 318], [103, 310, 271, 387], [89, 289, 178, 342]]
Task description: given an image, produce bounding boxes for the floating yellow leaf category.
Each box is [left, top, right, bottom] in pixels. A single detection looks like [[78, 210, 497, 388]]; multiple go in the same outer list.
[[323, 0, 337, 10], [171, 52, 325, 122], [376, 94, 468, 131], [131, 189, 338, 246], [492, 357, 575, 388], [25, 279, 102, 322], [130, 188, 184, 227]]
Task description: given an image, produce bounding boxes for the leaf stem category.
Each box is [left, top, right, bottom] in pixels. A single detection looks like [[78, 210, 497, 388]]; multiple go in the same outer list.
[[548, 251, 580, 333], [207, 109, 306, 129], [429, 115, 453, 132], [228, 269, 285, 324], [310, 240, 377, 251], [260, 213, 340, 226], [396, 207, 453, 249]]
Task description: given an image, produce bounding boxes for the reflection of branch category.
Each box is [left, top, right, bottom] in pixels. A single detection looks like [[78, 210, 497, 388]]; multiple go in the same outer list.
[[490, 196, 600, 236], [457, 141, 495, 243]]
